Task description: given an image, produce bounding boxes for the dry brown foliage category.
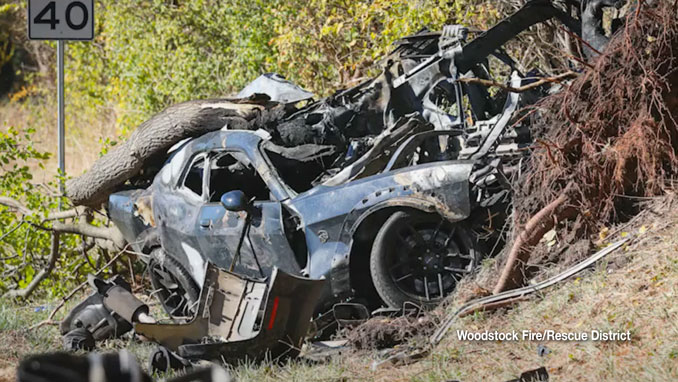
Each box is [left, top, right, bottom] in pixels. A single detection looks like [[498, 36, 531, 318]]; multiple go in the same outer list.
[[497, 0, 678, 291], [519, 1, 678, 224]]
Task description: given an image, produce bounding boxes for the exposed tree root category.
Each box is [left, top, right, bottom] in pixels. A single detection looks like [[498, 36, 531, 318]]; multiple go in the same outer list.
[[497, 1, 678, 292], [457, 296, 530, 317], [494, 190, 577, 293], [457, 70, 578, 93]]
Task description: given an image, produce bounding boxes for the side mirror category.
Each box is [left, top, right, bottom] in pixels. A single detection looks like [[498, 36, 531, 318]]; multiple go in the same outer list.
[[220, 190, 250, 212]]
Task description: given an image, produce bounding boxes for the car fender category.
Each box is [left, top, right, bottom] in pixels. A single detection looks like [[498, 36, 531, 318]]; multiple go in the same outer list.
[[328, 162, 474, 298]]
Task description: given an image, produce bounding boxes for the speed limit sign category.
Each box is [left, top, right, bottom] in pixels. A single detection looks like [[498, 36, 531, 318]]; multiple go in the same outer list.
[[28, 0, 94, 40], [27, 0, 95, 201]]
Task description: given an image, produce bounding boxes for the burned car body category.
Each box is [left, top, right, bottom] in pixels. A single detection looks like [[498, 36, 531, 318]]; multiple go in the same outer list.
[[110, 128, 479, 314], [107, 0, 585, 316]]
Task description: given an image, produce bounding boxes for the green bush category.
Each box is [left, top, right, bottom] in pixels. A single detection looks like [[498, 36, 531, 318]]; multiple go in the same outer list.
[[271, 0, 500, 95], [66, 0, 282, 132], [62, 0, 500, 132], [0, 127, 88, 298]]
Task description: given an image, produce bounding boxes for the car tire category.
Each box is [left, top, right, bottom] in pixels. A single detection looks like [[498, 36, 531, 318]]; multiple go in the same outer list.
[[148, 247, 200, 319], [369, 211, 481, 308]]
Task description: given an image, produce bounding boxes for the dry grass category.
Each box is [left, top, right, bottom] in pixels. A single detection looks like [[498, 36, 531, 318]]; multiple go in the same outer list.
[[0, 294, 163, 381], [234, 205, 678, 381], [0, 97, 118, 181]]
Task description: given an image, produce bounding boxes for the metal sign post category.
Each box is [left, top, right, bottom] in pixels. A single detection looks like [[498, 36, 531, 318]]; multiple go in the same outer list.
[[57, 40, 64, 188], [28, 0, 94, 199]]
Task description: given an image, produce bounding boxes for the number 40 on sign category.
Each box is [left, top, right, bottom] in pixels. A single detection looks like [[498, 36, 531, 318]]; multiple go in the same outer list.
[[28, 0, 94, 40]]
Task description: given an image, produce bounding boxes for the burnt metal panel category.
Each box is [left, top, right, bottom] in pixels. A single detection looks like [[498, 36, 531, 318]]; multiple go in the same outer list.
[[108, 189, 150, 251], [286, 160, 475, 299], [135, 263, 325, 363], [196, 201, 301, 278]]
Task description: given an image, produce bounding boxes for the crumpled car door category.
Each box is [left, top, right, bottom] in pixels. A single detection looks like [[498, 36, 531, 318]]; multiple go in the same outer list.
[[156, 152, 210, 282], [197, 202, 301, 278], [195, 151, 301, 278]]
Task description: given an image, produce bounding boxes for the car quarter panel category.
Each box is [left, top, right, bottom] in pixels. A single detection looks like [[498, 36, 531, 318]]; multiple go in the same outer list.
[[288, 160, 475, 299], [108, 189, 150, 252]]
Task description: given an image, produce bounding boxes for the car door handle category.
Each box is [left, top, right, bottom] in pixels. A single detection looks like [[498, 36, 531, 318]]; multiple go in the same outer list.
[[199, 219, 212, 228]]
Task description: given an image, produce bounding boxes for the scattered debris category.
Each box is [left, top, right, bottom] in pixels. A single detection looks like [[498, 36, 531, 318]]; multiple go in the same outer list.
[[298, 340, 348, 364], [147, 346, 192, 375], [59, 275, 135, 348], [236, 73, 315, 104], [55, 263, 323, 372], [17, 350, 232, 382], [537, 344, 550, 357], [505, 367, 549, 382], [133, 263, 324, 364], [62, 328, 95, 352]]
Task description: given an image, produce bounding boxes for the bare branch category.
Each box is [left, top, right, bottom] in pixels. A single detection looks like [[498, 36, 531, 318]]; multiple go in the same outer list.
[[81, 236, 96, 269], [0, 220, 25, 241], [0, 196, 31, 215], [44, 206, 89, 221], [457, 71, 578, 93], [29, 244, 129, 329], [0, 196, 87, 221], [3, 233, 60, 300], [0, 196, 124, 248], [52, 220, 125, 247]]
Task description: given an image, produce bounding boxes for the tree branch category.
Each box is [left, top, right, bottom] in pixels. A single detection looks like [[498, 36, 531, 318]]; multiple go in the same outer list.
[[0, 196, 88, 221], [52, 221, 125, 248], [29, 244, 129, 328], [0, 195, 127, 300], [0, 196, 124, 247], [3, 233, 60, 299], [0, 196, 31, 215]]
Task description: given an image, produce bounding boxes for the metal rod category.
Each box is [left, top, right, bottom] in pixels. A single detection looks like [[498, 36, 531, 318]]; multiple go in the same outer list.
[[57, 40, 65, 203]]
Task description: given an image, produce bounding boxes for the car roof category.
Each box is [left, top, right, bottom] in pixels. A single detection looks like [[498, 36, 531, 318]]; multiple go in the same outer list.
[[187, 129, 267, 152]]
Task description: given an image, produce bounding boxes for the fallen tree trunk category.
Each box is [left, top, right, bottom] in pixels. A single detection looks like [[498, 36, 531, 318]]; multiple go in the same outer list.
[[66, 97, 285, 207]]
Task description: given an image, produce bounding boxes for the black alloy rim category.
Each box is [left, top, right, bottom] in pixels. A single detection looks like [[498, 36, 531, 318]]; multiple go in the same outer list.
[[388, 220, 474, 301]]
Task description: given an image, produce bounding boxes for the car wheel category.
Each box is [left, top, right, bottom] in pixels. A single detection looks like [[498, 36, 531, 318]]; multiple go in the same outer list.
[[148, 247, 200, 319], [370, 211, 480, 308]]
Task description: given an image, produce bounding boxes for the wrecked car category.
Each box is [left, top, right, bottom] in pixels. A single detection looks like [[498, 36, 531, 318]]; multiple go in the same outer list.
[[105, 0, 583, 319], [110, 127, 481, 316]]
